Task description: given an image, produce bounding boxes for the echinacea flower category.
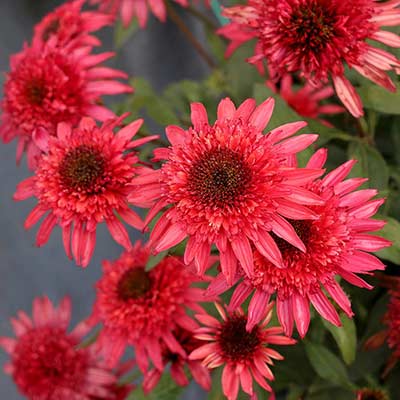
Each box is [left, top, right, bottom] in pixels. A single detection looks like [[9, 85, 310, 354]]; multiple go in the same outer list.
[[89, 0, 188, 28], [267, 74, 345, 127], [189, 302, 295, 400], [13, 116, 157, 267], [143, 326, 211, 393], [33, 0, 113, 49], [207, 148, 390, 337], [219, 0, 400, 117], [0, 296, 125, 400], [0, 41, 132, 169], [92, 241, 207, 372], [131, 97, 324, 283], [356, 387, 389, 400]]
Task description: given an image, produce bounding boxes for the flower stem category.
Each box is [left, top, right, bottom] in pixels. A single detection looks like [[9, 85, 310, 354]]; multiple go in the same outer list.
[[166, 2, 217, 69], [185, 5, 219, 30]]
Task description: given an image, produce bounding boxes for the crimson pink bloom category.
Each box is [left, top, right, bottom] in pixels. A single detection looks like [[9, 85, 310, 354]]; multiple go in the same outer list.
[[13, 116, 157, 267], [143, 326, 211, 394], [267, 74, 345, 127], [90, 0, 188, 28], [0, 41, 132, 169], [207, 148, 391, 337], [189, 302, 295, 400], [33, 0, 113, 49], [219, 0, 400, 117], [92, 241, 207, 373], [131, 97, 324, 283], [0, 296, 127, 400]]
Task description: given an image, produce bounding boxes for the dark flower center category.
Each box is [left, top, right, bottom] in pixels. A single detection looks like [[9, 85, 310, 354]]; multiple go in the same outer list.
[[59, 145, 105, 193], [188, 148, 251, 207], [358, 389, 388, 400], [218, 315, 261, 361], [289, 4, 336, 53], [117, 268, 152, 301], [272, 219, 312, 255], [25, 79, 47, 106], [42, 18, 60, 41]]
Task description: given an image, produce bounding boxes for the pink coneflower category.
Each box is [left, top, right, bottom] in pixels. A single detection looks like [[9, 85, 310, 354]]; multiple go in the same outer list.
[[356, 388, 389, 400], [131, 97, 324, 283], [0, 41, 132, 169], [13, 116, 157, 267], [219, 0, 400, 117], [90, 0, 188, 28], [0, 296, 126, 400], [267, 74, 345, 126], [189, 302, 295, 400], [92, 241, 206, 372], [143, 326, 211, 393], [207, 148, 390, 337], [33, 0, 113, 49]]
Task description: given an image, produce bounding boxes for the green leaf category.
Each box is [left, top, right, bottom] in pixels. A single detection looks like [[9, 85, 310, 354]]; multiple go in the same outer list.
[[322, 314, 357, 365], [304, 342, 355, 389], [358, 83, 400, 115], [114, 18, 139, 49], [373, 215, 400, 264], [348, 142, 389, 190], [145, 250, 169, 271]]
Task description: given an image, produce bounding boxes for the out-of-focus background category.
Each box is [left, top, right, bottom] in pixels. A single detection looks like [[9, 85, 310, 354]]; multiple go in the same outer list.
[[0, 1, 208, 398]]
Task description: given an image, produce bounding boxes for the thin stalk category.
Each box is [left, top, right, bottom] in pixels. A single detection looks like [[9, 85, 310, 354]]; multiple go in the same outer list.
[[185, 5, 219, 30]]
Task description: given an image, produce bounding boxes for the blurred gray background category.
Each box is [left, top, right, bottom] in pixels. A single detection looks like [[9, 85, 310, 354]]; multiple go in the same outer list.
[[0, 0, 208, 398]]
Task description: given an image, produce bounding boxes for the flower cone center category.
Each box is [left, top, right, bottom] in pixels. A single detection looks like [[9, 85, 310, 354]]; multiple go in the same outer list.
[[188, 148, 250, 207], [25, 79, 47, 106], [218, 315, 260, 361], [117, 268, 152, 301], [59, 145, 105, 193], [273, 219, 312, 255]]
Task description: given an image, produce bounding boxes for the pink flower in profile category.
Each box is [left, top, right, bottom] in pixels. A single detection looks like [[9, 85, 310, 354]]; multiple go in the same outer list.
[[90, 0, 188, 28], [0, 296, 126, 400], [208, 148, 391, 337], [92, 241, 207, 373], [143, 327, 211, 394], [0, 41, 132, 169], [189, 302, 295, 400], [219, 0, 400, 117], [267, 74, 345, 127], [131, 97, 324, 283], [13, 116, 157, 267], [33, 0, 113, 49]]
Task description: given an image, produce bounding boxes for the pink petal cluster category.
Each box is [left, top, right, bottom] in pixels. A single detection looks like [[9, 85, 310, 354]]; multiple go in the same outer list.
[[131, 97, 324, 283], [90, 0, 188, 28], [33, 0, 114, 49], [0, 296, 129, 400], [219, 0, 400, 117], [92, 241, 207, 373], [13, 116, 157, 267], [0, 41, 132, 168], [143, 326, 211, 393], [267, 74, 345, 126], [208, 149, 390, 337], [189, 302, 295, 400]]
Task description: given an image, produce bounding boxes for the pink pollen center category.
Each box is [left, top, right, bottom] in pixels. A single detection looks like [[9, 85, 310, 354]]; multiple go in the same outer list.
[[117, 268, 152, 301], [25, 79, 47, 106], [188, 148, 251, 208], [42, 18, 61, 41], [218, 315, 261, 362], [59, 145, 105, 193], [289, 4, 336, 53]]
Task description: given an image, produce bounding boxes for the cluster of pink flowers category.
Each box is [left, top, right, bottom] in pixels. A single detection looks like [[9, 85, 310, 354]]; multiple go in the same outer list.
[[1, 1, 398, 400]]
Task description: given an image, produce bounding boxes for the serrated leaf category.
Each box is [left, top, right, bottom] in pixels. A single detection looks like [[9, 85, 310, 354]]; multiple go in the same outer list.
[[322, 314, 357, 365], [348, 142, 389, 190], [358, 83, 400, 115], [145, 250, 168, 271], [373, 215, 400, 264], [304, 342, 355, 389]]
